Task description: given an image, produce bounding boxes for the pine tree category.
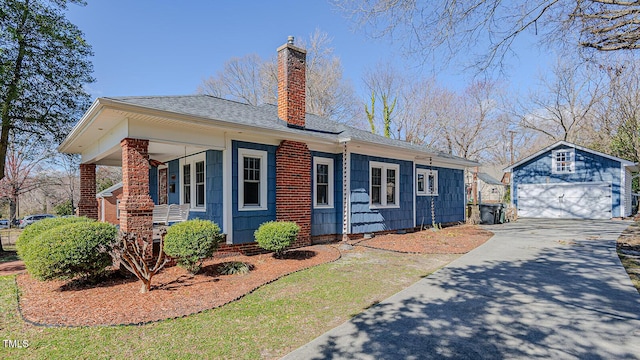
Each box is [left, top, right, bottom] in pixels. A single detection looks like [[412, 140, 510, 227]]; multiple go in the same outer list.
[[0, 0, 94, 181]]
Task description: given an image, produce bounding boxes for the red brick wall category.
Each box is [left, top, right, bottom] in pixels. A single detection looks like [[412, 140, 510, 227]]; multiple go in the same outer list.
[[78, 164, 98, 219], [277, 40, 306, 128], [119, 138, 154, 251], [97, 187, 123, 225], [276, 140, 312, 248]]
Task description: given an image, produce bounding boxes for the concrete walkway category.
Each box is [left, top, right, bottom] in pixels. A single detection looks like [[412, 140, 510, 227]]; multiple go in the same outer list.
[[283, 219, 640, 359]]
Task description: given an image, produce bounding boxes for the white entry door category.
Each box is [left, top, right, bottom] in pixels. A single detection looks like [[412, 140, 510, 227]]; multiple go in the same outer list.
[[517, 182, 612, 219]]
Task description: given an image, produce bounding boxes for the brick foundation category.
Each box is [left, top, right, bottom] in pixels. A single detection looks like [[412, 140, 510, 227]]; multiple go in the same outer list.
[[78, 164, 98, 219], [310, 234, 342, 244], [119, 138, 154, 257]]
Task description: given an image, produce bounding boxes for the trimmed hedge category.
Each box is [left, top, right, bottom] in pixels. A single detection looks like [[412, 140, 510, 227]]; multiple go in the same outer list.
[[163, 219, 222, 274], [20, 221, 117, 281], [16, 216, 93, 259], [254, 221, 299, 257]]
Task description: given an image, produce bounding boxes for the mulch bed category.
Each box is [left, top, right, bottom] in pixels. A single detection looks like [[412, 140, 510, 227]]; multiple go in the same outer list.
[[16, 245, 340, 327], [0, 259, 26, 275], [355, 225, 493, 254], [14, 225, 494, 327]]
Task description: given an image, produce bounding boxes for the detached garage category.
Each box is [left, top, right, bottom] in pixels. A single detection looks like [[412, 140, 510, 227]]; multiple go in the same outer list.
[[506, 141, 637, 219]]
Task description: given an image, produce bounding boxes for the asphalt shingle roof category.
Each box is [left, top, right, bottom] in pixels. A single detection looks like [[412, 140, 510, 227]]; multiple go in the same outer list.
[[477, 172, 504, 186], [106, 95, 474, 164]]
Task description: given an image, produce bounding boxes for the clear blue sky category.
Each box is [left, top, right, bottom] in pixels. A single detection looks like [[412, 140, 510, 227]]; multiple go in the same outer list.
[[66, 1, 552, 100]]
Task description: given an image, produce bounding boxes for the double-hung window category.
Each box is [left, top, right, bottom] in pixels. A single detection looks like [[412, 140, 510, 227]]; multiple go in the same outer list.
[[370, 161, 400, 208], [180, 153, 206, 210], [417, 169, 438, 196], [239, 148, 268, 210], [552, 149, 575, 174], [313, 157, 334, 208]]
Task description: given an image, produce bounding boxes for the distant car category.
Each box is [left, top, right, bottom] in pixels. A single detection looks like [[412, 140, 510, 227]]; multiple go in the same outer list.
[[19, 214, 56, 228], [0, 219, 8, 229]]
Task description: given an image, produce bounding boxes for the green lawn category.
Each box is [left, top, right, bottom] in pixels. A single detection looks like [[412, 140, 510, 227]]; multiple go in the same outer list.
[[0, 249, 457, 359]]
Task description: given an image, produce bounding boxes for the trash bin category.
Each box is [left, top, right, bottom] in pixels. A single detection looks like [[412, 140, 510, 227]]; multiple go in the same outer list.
[[479, 204, 501, 224], [498, 203, 506, 224]]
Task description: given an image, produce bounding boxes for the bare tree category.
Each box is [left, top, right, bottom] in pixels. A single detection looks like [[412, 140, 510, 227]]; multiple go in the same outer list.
[[484, 113, 547, 165], [394, 78, 449, 146], [199, 30, 360, 124], [301, 30, 360, 122], [362, 61, 402, 138], [198, 54, 265, 105], [335, 0, 640, 71], [436, 81, 505, 161], [519, 59, 604, 143], [596, 57, 640, 162], [96, 166, 122, 193], [0, 138, 51, 236], [51, 153, 80, 214]]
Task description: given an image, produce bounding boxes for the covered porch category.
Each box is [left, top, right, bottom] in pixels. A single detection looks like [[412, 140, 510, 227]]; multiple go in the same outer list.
[[59, 98, 228, 247]]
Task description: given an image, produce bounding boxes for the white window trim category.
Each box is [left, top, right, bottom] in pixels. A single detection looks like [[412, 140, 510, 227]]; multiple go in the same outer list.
[[238, 148, 268, 211], [370, 161, 400, 209], [416, 168, 439, 196], [313, 157, 334, 209], [552, 149, 575, 174], [179, 153, 206, 212]]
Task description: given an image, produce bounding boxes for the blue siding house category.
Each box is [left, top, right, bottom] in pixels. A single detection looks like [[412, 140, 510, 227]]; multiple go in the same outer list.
[[506, 141, 637, 219], [61, 37, 478, 253]]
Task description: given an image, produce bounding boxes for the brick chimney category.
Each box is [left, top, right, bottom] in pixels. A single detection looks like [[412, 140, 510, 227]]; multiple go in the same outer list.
[[277, 36, 306, 129]]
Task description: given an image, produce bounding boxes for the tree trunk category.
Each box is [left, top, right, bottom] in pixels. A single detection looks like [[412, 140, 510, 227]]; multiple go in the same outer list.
[[140, 281, 150, 294], [0, 4, 29, 181], [9, 197, 17, 228]]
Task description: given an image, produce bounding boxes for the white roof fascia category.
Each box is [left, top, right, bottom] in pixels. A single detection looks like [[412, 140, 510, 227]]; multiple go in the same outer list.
[[96, 182, 123, 198], [348, 139, 479, 169], [505, 140, 636, 171], [62, 97, 478, 169], [58, 98, 104, 153]]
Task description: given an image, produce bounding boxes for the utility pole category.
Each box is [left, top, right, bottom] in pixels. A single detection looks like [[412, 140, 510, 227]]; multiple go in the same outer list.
[[508, 130, 516, 164]]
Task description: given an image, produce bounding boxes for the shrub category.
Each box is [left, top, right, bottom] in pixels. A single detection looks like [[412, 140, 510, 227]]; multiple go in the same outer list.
[[254, 221, 299, 257], [20, 222, 117, 281], [112, 230, 169, 293], [16, 216, 93, 259], [219, 261, 251, 275], [163, 219, 222, 274]]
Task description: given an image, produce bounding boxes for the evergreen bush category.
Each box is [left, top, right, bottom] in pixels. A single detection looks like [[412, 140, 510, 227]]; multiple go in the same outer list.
[[254, 221, 299, 257], [20, 221, 117, 281], [16, 216, 93, 259], [163, 219, 222, 274]]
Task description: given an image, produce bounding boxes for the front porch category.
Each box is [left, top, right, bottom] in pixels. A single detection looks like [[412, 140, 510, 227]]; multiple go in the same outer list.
[[63, 98, 317, 255]]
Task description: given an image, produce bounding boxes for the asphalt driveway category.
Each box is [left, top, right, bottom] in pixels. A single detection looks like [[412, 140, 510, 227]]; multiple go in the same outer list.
[[283, 219, 640, 359]]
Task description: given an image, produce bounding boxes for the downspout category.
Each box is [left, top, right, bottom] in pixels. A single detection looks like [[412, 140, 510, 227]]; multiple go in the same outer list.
[[342, 141, 349, 241], [412, 160, 416, 228], [100, 198, 105, 222]]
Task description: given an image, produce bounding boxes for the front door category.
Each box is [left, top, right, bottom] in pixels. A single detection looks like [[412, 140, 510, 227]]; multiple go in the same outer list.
[[158, 167, 168, 205]]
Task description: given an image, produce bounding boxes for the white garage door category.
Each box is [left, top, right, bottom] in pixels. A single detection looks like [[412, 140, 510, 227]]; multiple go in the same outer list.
[[517, 182, 612, 219]]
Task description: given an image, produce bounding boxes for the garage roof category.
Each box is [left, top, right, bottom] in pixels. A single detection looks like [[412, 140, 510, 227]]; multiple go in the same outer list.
[[504, 141, 638, 172]]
